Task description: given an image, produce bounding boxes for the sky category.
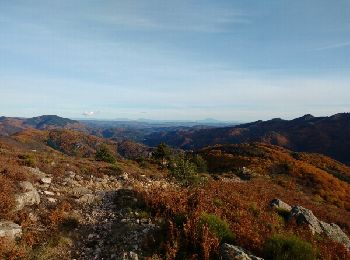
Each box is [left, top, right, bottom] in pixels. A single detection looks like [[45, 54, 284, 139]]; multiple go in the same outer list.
[[0, 0, 350, 121]]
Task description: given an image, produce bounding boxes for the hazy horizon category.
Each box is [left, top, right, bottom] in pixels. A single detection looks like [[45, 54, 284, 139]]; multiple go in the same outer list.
[[1, 1, 349, 121]]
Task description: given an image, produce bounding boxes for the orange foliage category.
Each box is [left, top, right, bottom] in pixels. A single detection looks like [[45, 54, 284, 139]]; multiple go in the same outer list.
[[136, 178, 350, 259], [200, 143, 350, 210]]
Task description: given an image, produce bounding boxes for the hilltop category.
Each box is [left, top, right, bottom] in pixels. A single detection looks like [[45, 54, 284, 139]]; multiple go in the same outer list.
[[144, 113, 350, 165], [0, 115, 86, 136]]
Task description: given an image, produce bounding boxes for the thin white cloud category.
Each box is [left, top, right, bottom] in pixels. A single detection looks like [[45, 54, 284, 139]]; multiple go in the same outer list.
[[82, 111, 97, 117], [315, 41, 350, 51], [1, 1, 248, 34]]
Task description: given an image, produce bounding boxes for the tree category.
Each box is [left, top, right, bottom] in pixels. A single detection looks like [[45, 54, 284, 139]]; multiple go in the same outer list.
[[95, 145, 116, 164], [169, 153, 198, 186], [152, 143, 172, 166]]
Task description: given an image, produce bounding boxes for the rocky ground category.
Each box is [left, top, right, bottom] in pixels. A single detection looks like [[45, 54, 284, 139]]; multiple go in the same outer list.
[[2, 163, 350, 259], [1, 166, 162, 259]]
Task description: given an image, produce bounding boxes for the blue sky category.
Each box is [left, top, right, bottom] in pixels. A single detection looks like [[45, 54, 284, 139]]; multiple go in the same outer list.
[[0, 0, 349, 121]]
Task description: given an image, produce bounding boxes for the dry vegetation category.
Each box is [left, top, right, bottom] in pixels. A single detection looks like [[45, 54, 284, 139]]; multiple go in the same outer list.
[[136, 179, 350, 259], [1, 130, 350, 259], [199, 143, 350, 210]]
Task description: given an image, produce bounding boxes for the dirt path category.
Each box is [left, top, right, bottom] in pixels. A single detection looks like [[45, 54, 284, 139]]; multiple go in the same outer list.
[[68, 179, 159, 259]]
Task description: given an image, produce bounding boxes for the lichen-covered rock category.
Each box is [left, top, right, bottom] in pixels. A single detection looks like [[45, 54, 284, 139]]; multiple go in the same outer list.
[[270, 199, 292, 212], [289, 206, 323, 234], [289, 206, 350, 250], [15, 181, 40, 210], [25, 167, 46, 179], [320, 222, 350, 250], [0, 221, 22, 240], [221, 244, 263, 260]]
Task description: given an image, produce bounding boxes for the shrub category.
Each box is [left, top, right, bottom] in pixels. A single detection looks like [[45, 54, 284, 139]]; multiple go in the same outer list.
[[108, 164, 122, 175], [199, 213, 235, 243], [263, 234, 316, 260], [169, 154, 198, 186], [192, 154, 208, 173], [95, 145, 116, 163], [152, 143, 172, 166], [18, 153, 36, 167]]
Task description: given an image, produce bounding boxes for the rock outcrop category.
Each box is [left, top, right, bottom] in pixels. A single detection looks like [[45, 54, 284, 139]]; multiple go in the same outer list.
[[270, 199, 350, 250], [0, 221, 22, 240], [15, 181, 40, 211], [289, 206, 350, 250], [269, 198, 292, 212], [221, 244, 263, 260]]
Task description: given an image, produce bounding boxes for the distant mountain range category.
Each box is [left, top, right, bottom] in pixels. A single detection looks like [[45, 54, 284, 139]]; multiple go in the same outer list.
[[2, 113, 350, 165], [0, 115, 85, 136], [144, 113, 350, 165]]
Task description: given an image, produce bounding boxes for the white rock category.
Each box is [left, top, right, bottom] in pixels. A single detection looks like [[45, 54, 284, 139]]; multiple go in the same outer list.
[[44, 191, 55, 196], [15, 181, 40, 211], [221, 244, 263, 260], [25, 167, 46, 179], [40, 177, 52, 184], [48, 198, 57, 203], [0, 221, 22, 240]]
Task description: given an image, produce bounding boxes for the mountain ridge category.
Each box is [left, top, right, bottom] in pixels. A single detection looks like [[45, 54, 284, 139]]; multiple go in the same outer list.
[[144, 113, 350, 165]]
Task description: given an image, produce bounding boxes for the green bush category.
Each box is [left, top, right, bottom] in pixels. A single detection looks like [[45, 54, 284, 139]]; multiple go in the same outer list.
[[95, 145, 116, 163], [152, 143, 172, 166], [108, 164, 122, 175], [18, 153, 36, 167], [169, 155, 198, 186], [192, 154, 208, 173], [199, 213, 235, 243], [263, 234, 316, 260]]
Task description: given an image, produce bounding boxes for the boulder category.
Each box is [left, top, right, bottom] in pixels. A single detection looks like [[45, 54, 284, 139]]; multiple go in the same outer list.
[[320, 222, 350, 250], [289, 206, 350, 250], [270, 199, 292, 212], [15, 181, 40, 211], [0, 221, 22, 240], [289, 206, 323, 234], [221, 244, 264, 260]]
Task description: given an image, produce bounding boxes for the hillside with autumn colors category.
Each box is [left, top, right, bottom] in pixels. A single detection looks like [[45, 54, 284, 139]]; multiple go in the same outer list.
[[0, 115, 86, 136], [0, 121, 350, 259], [144, 113, 350, 165]]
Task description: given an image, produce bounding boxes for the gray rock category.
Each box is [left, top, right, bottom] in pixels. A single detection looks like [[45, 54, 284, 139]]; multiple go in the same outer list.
[[270, 199, 292, 212], [71, 187, 92, 197], [40, 177, 52, 184], [26, 167, 46, 179], [289, 206, 350, 250], [15, 181, 40, 210], [289, 206, 323, 234], [221, 244, 264, 260], [76, 194, 97, 204], [0, 221, 22, 240], [320, 222, 350, 250]]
